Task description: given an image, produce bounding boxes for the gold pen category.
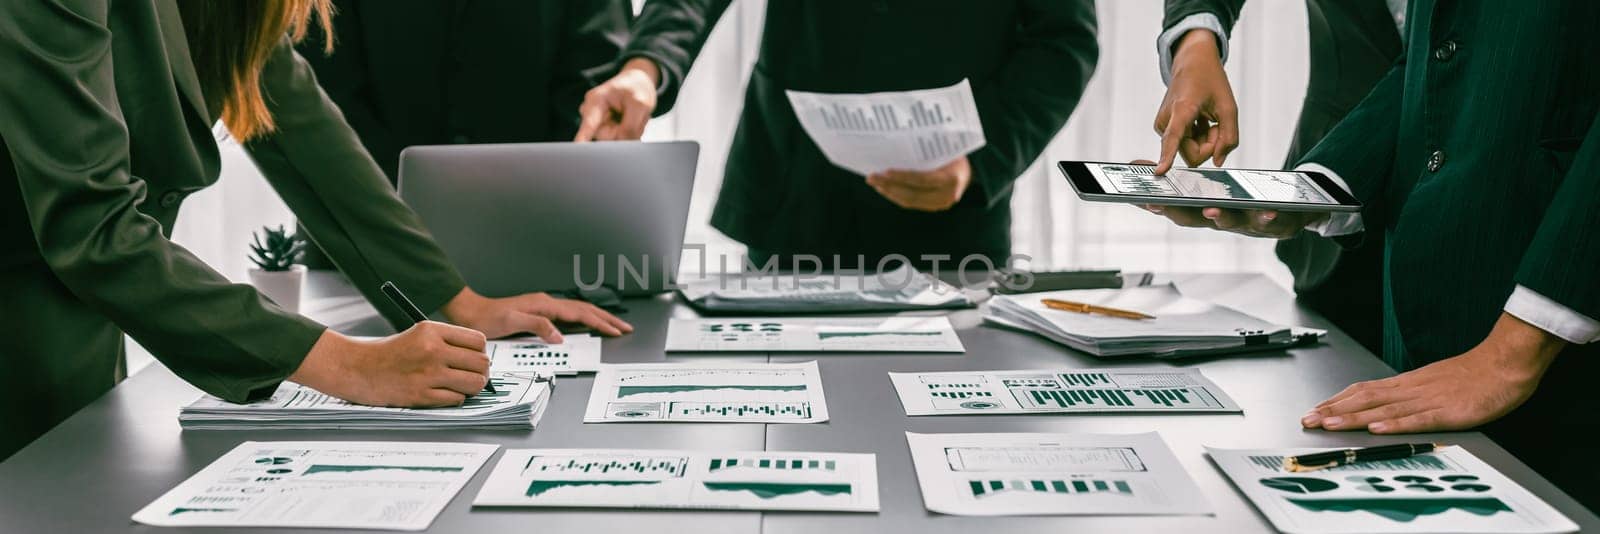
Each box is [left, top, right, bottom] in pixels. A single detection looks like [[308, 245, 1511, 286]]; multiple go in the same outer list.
[[1041, 298, 1155, 320]]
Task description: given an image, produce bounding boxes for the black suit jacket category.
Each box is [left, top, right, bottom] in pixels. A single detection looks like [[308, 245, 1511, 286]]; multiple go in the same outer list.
[[1163, 0, 1400, 354], [620, 0, 1098, 264], [296, 0, 630, 180]]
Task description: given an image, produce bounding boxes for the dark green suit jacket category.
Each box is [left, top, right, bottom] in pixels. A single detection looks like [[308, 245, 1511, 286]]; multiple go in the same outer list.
[[1163, 0, 1401, 354], [1300, 0, 1600, 505], [0, 0, 467, 459], [621, 0, 1098, 264], [295, 0, 630, 181]]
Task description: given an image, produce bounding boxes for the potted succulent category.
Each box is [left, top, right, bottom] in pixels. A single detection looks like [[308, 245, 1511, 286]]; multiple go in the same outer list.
[[247, 225, 308, 313]]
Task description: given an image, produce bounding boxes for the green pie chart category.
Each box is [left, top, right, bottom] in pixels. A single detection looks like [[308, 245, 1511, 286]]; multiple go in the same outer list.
[[1261, 477, 1339, 494]]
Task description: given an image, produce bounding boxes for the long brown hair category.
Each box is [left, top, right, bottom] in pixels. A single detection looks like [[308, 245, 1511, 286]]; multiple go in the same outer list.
[[177, 0, 333, 141]]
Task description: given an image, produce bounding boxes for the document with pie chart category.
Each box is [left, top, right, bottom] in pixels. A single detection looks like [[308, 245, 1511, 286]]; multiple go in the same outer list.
[[906, 431, 1210, 516], [1207, 446, 1576, 534], [473, 448, 878, 512]]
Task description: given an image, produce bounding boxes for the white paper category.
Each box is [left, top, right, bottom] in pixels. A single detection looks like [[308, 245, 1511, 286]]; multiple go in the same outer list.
[[889, 368, 1241, 415], [677, 264, 970, 312], [487, 334, 601, 375], [132, 441, 497, 530], [906, 432, 1211, 516], [665, 316, 964, 353], [473, 448, 878, 512], [584, 361, 828, 423], [785, 79, 986, 176], [180, 373, 551, 430], [1207, 446, 1577, 534]]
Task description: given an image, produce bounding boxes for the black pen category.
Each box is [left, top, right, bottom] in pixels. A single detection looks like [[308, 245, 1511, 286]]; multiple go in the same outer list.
[[379, 281, 496, 394], [1284, 443, 1447, 472]]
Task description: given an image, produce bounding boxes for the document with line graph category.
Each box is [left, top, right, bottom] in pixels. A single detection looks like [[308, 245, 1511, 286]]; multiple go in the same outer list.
[[906, 432, 1210, 516], [665, 316, 964, 353], [473, 448, 878, 511], [888, 367, 1242, 415], [584, 361, 829, 423], [132, 441, 497, 530]]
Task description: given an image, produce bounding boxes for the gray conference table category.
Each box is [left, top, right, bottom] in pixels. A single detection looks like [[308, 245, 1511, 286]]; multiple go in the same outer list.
[[2, 271, 1594, 533]]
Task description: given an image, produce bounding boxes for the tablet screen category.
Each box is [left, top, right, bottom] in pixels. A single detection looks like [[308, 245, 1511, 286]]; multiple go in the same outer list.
[[1083, 163, 1341, 205]]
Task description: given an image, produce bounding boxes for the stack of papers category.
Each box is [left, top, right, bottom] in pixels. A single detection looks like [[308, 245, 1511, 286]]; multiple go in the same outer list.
[[133, 441, 496, 531], [678, 264, 971, 313], [984, 284, 1321, 358], [179, 373, 552, 430]]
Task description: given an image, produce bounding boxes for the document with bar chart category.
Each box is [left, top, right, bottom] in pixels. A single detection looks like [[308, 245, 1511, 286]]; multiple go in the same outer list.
[[665, 316, 964, 353], [584, 361, 828, 423], [785, 79, 986, 176], [888, 368, 1241, 415], [906, 432, 1210, 516], [133, 441, 497, 530], [487, 334, 600, 375], [1207, 446, 1575, 534], [473, 448, 878, 511]]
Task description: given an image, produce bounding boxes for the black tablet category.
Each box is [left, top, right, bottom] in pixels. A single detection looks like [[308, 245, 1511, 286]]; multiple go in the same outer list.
[[1056, 161, 1362, 212]]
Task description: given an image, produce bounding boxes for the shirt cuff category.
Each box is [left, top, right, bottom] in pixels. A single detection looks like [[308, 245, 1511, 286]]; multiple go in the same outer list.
[[1157, 13, 1229, 85], [1505, 285, 1600, 344], [1296, 162, 1365, 237]]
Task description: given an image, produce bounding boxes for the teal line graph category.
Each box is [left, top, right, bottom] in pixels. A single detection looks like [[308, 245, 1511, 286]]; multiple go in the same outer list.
[[616, 385, 806, 397], [301, 464, 464, 476], [815, 331, 942, 340], [526, 480, 661, 497], [1288, 497, 1511, 522], [702, 482, 853, 499]]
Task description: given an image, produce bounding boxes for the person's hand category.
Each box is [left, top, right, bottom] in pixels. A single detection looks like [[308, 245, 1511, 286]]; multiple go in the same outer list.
[[1126, 159, 1325, 239], [1153, 29, 1239, 175], [440, 287, 633, 343], [1302, 313, 1565, 434], [574, 58, 661, 142], [291, 324, 491, 407], [865, 156, 973, 212]]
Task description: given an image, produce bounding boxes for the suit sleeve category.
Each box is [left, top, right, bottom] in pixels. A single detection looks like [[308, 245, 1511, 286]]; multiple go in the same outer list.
[[551, 0, 632, 138], [243, 38, 468, 329], [1162, 0, 1244, 36], [295, 0, 405, 179], [0, 0, 324, 402], [1514, 113, 1600, 322], [965, 0, 1099, 208], [1295, 60, 1406, 229], [616, 0, 734, 115]]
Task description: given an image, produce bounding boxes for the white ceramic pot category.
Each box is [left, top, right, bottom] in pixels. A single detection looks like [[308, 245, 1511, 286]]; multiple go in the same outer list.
[[248, 264, 306, 313]]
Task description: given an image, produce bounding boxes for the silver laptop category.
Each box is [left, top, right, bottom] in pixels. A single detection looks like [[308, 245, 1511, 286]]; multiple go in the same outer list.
[[398, 141, 698, 297]]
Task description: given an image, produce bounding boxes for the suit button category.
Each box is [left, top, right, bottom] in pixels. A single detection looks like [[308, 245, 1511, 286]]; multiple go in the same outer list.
[[1427, 150, 1446, 172], [1432, 40, 1458, 62], [159, 190, 184, 208]]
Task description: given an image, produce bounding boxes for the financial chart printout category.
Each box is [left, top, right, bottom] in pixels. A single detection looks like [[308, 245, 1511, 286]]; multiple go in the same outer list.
[[473, 448, 878, 511], [665, 316, 964, 353], [584, 361, 829, 423], [1208, 446, 1576, 534], [486, 334, 601, 375], [786, 79, 986, 176], [132, 441, 496, 530], [906, 432, 1210, 516], [889, 368, 1242, 415], [1086, 163, 1339, 204]]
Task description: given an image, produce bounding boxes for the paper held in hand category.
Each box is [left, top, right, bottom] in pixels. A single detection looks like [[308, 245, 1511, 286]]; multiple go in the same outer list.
[[785, 78, 986, 177]]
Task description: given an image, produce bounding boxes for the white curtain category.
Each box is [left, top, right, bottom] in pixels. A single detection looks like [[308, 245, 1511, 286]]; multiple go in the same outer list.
[[140, 0, 1310, 371], [640, 0, 1307, 283]]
